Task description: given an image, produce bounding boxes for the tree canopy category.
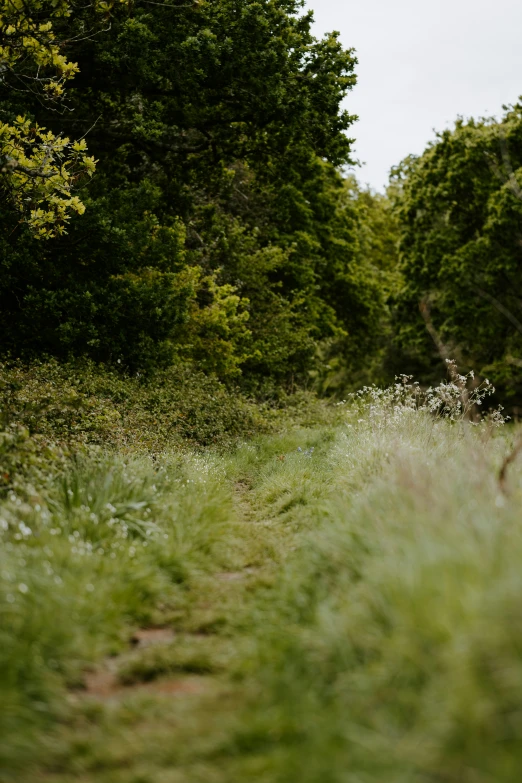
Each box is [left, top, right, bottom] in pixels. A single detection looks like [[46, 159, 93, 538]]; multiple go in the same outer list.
[[0, 0, 127, 236], [0, 0, 387, 388], [392, 103, 522, 400]]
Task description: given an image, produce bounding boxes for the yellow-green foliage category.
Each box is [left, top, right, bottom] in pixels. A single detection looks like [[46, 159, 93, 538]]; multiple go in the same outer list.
[[0, 0, 124, 235], [0, 118, 96, 236]]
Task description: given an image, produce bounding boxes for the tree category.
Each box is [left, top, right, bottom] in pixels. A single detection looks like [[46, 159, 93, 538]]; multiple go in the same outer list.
[[0, 0, 387, 383], [313, 176, 400, 393], [392, 103, 522, 401], [0, 0, 122, 236]]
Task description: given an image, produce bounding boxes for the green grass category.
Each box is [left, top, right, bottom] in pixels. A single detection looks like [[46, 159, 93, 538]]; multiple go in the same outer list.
[[2, 380, 522, 782]]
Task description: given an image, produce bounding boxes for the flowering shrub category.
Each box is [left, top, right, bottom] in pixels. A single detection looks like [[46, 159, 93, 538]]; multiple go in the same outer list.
[[341, 360, 507, 427]]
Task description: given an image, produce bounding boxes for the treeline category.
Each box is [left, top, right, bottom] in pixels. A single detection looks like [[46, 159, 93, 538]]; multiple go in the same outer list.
[[0, 0, 390, 394], [1, 0, 521, 404]]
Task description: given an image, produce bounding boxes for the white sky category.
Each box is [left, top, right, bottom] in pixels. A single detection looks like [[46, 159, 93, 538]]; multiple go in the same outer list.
[[306, 0, 522, 191]]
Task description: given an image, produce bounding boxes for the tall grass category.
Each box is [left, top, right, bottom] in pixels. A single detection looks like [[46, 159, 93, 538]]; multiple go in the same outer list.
[[0, 449, 239, 777], [238, 396, 522, 782], [2, 369, 522, 782]]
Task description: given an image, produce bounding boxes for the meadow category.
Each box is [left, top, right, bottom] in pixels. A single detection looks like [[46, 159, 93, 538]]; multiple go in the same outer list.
[[2, 366, 522, 783]]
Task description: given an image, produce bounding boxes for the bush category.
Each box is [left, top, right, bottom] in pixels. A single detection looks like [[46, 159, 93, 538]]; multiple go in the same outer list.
[[0, 359, 265, 454]]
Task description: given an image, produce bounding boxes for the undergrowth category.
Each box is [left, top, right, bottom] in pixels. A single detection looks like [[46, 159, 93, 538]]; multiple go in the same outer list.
[[1, 363, 522, 782]]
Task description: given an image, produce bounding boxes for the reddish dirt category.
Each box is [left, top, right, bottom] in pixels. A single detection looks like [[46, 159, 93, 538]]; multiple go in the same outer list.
[[82, 668, 205, 699], [78, 626, 202, 701], [148, 678, 204, 696], [83, 669, 119, 697], [130, 627, 175, 647]]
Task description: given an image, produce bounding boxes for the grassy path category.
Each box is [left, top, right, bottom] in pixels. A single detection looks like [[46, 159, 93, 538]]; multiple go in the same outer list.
[[4, 412, 522, 782], [24, 427, 336, 783]]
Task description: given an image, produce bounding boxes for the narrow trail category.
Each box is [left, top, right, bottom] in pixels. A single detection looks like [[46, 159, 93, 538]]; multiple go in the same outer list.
[[36, 439, 311, 783]]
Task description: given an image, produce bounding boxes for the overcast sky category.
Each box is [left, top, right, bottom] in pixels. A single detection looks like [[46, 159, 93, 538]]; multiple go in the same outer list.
[[306, 0, 522, 191]]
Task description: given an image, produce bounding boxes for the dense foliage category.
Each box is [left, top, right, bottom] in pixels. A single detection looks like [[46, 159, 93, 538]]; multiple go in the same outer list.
[[317, 176, 400, 392], [0, 357, 341, 500], [0, 0, 387, 389], [392, 103, 522, 401], [3, 2, 519, 402], [0, 0, 126, 235]]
